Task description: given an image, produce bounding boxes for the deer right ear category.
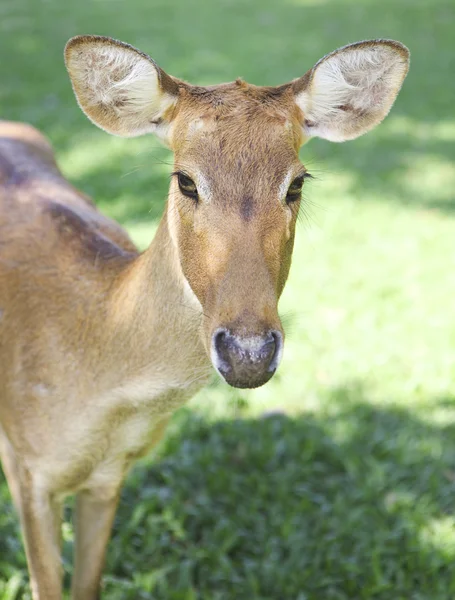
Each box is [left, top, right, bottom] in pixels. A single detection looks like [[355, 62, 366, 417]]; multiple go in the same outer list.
[[293, 39, 410, 143], [64, 35, 180, 140]]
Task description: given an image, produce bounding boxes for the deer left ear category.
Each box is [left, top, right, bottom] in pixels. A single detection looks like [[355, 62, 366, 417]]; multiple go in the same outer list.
[[293, 40, 410, 143], [65, 35, 180, 140]]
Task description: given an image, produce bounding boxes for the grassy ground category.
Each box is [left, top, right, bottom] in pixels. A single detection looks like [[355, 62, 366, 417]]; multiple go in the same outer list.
[[1, 0, 455, 598]]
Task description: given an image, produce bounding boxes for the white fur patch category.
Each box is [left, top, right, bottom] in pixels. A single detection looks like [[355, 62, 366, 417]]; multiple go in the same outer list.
[[210, 330, 224, 376], [188, 118, 205, 135], [195, 171, 213, 203], [182, 275, 203, 312], [296, 42, 409, 142], [279, 169, 294, 202]]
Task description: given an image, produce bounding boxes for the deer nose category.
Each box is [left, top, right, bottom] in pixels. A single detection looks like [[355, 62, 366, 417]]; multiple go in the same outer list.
[[211, 328, 283, 389]]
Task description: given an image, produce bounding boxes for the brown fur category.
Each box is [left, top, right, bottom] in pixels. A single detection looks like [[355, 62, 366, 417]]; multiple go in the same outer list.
[[0, 121, 208, 599], [0, 35, 409, 600], [166, 81, 304, 347]]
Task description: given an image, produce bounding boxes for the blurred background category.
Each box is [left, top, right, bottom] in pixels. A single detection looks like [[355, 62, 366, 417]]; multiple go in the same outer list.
[[1, 0, 454, 598]]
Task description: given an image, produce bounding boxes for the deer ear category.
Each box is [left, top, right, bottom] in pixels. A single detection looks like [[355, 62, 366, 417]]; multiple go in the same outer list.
[[64, 35, 180, 140], [293, 39, 410, 143]]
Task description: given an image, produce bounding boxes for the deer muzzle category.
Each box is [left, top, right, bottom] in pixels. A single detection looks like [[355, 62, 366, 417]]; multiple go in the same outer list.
[[211, 328, 283, 388]]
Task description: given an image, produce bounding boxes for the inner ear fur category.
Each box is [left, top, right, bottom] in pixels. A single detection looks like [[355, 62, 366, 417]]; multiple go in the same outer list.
[[293, 39, 410, 142], [65, 35, 180, 137]]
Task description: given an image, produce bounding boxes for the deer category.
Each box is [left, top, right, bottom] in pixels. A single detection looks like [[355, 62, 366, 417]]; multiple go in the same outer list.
[[0, 35, 409, 599]]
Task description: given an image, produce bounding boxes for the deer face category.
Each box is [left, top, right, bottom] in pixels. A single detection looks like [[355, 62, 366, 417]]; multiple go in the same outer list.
[[65, 35, 409, 388], [166, 84, 307, 388]]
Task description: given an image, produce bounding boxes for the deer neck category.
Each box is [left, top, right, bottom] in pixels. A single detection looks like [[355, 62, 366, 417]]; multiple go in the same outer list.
[[103, 207, 210, 394]]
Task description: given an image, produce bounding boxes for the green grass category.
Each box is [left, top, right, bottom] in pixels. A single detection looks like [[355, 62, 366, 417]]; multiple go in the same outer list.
[[1, 0, 455, 598]]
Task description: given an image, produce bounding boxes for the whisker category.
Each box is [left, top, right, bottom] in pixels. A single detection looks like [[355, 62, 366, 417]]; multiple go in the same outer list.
[[177, 300, 214, 322], [181, 369, 215, 388]]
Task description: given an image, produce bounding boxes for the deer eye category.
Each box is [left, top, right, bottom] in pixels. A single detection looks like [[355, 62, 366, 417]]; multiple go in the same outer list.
[[286, 175, 305, 204], [176, 172, 198, 200]]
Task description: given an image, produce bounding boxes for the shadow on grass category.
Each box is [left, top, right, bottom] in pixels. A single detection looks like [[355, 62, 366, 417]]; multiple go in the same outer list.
[[104, 391, 455, 600]]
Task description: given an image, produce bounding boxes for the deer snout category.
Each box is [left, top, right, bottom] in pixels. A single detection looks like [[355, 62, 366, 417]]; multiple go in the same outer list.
[[211, 328, 283, 389]]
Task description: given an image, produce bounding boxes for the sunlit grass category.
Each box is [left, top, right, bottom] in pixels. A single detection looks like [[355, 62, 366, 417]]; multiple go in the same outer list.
[[382, 116, 455, 142]]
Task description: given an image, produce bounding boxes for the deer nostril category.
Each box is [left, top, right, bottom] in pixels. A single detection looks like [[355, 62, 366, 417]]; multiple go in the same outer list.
[[214, 329, 226, 348], [257, 332, 276, 365], [269, 330, 283, 372], [213, 328, 232, 373]]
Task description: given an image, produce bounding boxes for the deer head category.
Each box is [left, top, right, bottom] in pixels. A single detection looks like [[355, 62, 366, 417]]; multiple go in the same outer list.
[[65, 36, 409, 389]]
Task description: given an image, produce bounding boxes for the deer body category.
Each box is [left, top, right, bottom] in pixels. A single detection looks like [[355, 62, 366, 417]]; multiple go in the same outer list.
[[0, 37, 409, 599], [0, 120, 210, 484], [0, 122, 210, 598]]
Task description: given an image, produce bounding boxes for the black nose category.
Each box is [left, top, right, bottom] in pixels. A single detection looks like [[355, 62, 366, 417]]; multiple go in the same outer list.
[[212, 329, 283, 389]]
